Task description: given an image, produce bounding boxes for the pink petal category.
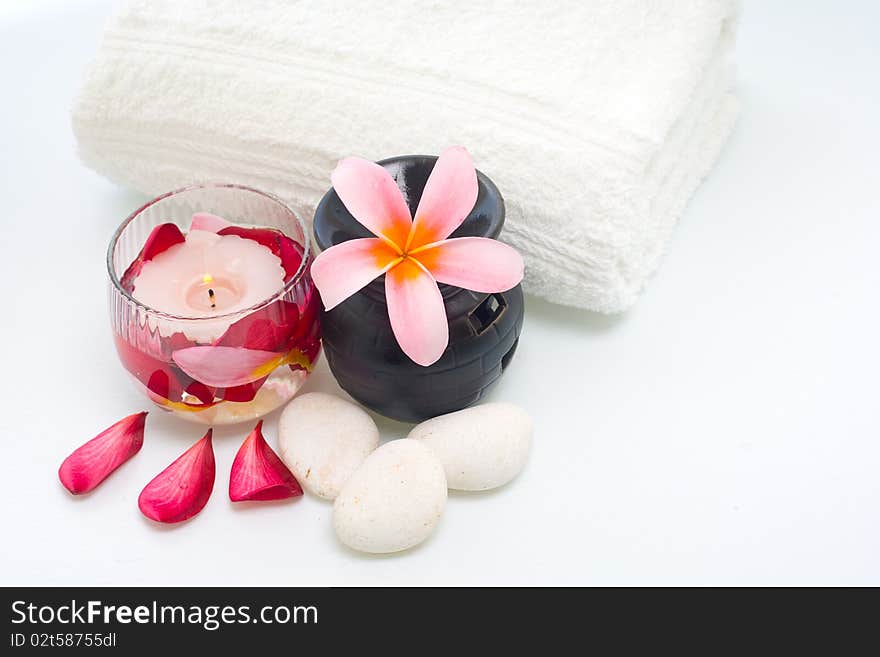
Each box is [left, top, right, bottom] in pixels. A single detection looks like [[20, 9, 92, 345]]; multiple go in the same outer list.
[[119, 223, 185, 292], [408, 146, 478, 249], [172, 345, 282, 388], [58, 412, 147, 495], [229, 421, 303, 502], [217, 226, 304, 280], [385, 258, 449, 366], [138, 430, 215, 524], [331, 157, 412, 248], [413, 237, 524, 292], [190, 212, 232, 233], [312, 238, 401, 310]]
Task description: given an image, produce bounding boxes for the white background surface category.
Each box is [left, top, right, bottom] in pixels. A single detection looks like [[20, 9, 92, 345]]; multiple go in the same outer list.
[[1, 1, 878, 586]]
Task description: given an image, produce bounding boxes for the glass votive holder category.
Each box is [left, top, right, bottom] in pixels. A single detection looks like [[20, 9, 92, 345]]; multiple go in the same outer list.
[[107, 184, 320, 425]]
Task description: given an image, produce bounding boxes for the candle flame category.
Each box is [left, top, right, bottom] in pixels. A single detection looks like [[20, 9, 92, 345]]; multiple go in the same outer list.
[[202, 274, 214, 284]]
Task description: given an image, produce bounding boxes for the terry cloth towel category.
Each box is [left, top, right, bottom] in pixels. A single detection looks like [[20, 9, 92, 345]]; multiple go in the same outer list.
[[73, 0, 739, 312]]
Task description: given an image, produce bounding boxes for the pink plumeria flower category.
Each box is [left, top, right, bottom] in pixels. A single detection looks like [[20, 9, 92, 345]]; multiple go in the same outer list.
[[312, 146, 524, 366]]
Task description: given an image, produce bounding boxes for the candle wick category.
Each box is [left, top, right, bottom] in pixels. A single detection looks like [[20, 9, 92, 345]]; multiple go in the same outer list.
[[208, 288, 216, 309]]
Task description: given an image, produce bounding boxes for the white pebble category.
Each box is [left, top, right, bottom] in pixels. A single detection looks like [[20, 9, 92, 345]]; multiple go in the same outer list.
[[407, 402, 532, 491], [278, 392, 379, 500], [333, 440, 447, 553]]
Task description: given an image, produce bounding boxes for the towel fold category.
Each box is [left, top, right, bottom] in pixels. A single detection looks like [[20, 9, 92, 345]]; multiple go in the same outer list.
[[73, 0, 739, 312]]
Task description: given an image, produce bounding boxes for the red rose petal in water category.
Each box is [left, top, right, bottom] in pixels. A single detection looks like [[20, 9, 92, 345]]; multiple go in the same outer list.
[[289, 292, 319, 346], [215, 316, 289, 352], [119, 223, 185, 292], [205, 299, 311, 400], [185, 380, 216, 406], [138, 430, 216, 524], [290, 340, 321, 373], [58, 412, 147, 495], [217, 226, 304, 280], [214, 299, 302, 351], [229, 421, 303, 502], [166, 331, 198, 353], [220, 377, 268, 403]]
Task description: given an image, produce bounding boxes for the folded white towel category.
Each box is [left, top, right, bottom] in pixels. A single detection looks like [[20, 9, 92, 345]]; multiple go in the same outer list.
[[73, 0, 739, 312]]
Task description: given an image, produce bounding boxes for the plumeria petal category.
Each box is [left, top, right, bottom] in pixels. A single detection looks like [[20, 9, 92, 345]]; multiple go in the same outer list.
[[190, 212, 232, 233], [138, 430, 215, 523], [312, 238, 401, 310], [385, 258, 449, 366], [331, 157, 412, 248], [166, 330, 198, 353], [119, 223, 185, 292], [229, 421, 303, 502], [58, 412, 147, 495], [412, 237, 524, 292], [407, 146, 478, 249], [172, 346, 283, 388], [217, 225, 304, 280], [278, 235, 305, 280]]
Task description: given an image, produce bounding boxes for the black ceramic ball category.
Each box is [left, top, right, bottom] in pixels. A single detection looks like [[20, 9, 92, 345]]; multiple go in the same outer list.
[[313, 155, 524, 423]]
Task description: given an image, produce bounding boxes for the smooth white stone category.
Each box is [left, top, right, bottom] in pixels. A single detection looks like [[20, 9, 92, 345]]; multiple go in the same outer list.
[[407, 402, 532, 491], [333, 440, 447, 554], [278, 392, 379, 500]]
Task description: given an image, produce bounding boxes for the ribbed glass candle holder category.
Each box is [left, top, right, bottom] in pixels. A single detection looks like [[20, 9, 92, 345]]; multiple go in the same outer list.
[[107, 184, 320, 425]]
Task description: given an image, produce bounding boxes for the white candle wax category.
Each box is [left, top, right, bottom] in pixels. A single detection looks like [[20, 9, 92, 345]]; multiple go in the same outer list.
[[131, 228, 286, 343]]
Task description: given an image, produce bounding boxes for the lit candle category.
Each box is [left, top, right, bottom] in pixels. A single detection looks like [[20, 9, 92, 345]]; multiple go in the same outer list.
[[131, 225, 286, 343]]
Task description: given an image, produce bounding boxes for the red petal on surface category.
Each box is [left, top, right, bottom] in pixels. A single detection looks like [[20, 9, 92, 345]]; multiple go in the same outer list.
[[217, 226, 304, 280], [229, 421, 303, 502], [190, 212, 232, 233], [58, 412, 147, 495], [138, 430, 215, 523], [119, 223, 185, 292]]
